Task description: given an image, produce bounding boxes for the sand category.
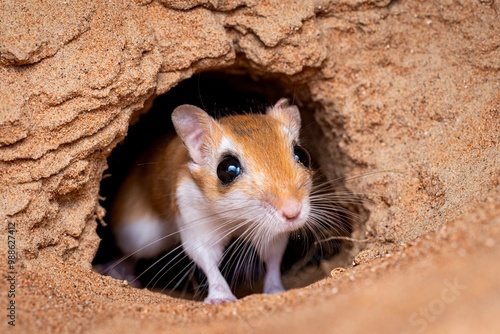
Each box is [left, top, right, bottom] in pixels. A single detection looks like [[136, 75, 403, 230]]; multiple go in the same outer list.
[[1, 0, 499, 333]]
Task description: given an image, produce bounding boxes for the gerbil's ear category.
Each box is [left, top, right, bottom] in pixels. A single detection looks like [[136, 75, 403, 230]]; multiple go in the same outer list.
[[171, 105, 215, 165], [266, 98, 302, 139]]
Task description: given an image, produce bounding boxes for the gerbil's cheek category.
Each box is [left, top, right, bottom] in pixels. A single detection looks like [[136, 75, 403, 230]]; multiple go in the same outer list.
[[215, 189, 257, 219]]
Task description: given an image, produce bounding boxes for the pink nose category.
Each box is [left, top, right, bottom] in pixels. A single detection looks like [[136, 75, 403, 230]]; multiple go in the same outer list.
[[280, 199, 302, 220]]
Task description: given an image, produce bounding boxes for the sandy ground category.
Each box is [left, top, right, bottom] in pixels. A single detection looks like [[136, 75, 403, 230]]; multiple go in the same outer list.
[[11, 196, 500, 334], [1, 0, 499, 333]]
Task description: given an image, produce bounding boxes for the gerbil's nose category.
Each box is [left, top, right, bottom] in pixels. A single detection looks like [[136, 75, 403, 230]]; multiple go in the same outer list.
[[280, 198, 302, 220]]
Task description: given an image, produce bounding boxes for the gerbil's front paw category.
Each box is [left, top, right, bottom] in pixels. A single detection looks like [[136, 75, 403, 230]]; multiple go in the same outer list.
[[263, 275, 286, 294], [204, 290, 238, 305], [264, 286, 286, 294], [204, 295, 238, 305], [204, 283, 238, 304]]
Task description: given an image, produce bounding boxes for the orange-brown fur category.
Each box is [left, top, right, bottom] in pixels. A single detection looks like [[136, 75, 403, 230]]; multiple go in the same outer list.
[[111, 136, 189, 228]]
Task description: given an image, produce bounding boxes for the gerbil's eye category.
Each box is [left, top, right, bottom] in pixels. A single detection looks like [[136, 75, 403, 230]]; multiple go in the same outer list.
[[293, 145, 311, 168], [217, 155, 241, 185]]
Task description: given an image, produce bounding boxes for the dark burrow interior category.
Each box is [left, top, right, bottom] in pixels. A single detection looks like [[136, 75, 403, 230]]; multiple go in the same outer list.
[[93, 70, 366, 301]]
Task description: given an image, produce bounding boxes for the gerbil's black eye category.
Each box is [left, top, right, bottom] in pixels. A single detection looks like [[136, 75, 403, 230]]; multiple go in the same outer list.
[[217, 155, 241, 185], [293, 145, 311, 168]]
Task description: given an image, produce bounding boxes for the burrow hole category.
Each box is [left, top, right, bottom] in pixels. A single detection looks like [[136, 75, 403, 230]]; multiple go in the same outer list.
[[93, 70, 368, 301]]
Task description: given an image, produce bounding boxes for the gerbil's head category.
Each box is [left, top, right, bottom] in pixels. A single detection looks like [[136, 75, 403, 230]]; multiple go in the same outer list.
[[172, 99, 313, 234]]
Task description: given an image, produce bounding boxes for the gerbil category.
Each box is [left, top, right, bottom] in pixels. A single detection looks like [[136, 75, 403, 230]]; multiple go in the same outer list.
[[109, 98, 315, 304]]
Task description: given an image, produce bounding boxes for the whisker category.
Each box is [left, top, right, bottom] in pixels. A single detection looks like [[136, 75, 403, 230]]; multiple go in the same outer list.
[[145, 205, 262, 292], [144, 213, 256, 289], [314, 235, 373, 244], [104, 203, 261, 284], [220, 220, 264, 289]]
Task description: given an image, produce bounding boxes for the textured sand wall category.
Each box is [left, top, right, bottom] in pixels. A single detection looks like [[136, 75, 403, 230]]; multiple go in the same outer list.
[[0, 0, 332, 267]]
